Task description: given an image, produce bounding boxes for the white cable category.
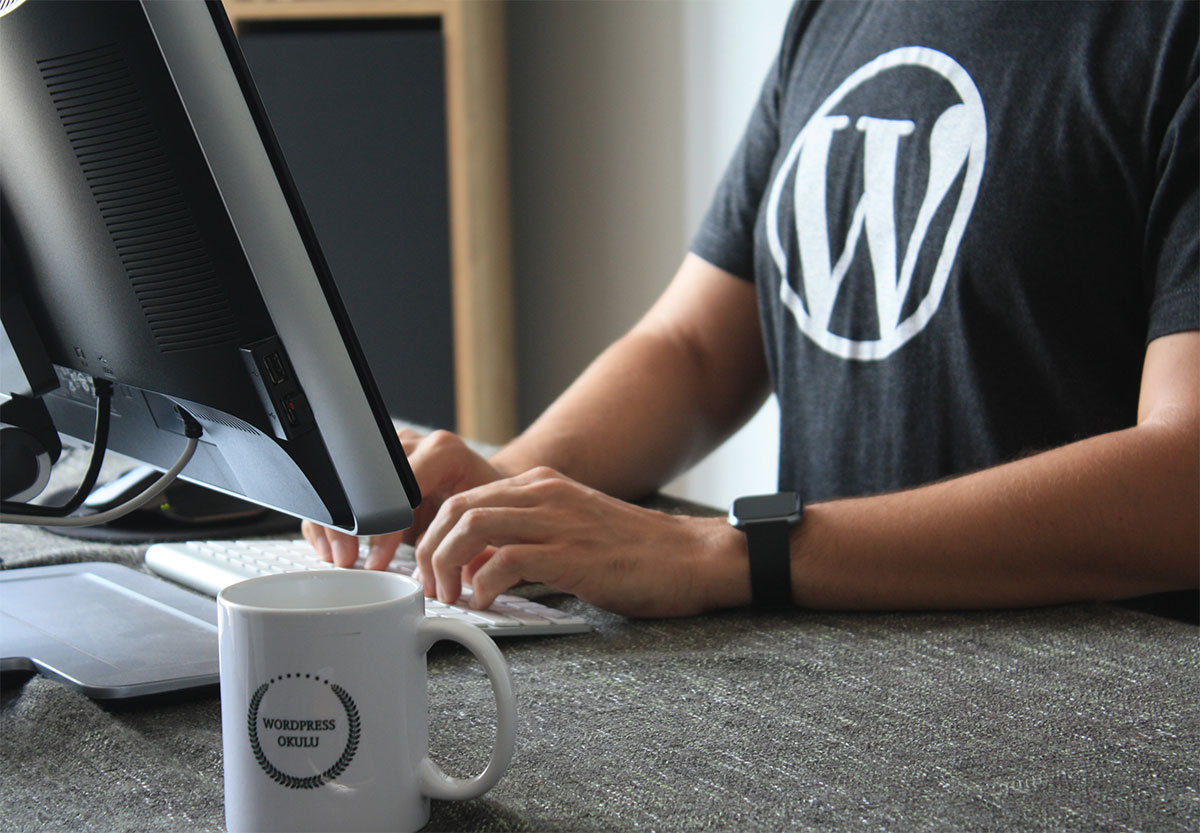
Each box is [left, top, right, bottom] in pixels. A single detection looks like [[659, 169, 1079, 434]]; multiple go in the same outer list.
[[0, 437, 199, 527]]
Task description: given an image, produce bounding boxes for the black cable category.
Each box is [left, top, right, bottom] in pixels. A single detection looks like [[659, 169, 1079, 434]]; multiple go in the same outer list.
[[1, 431, 201, 527], [175, 404, 203, 440], [0, 379, 113, 518]]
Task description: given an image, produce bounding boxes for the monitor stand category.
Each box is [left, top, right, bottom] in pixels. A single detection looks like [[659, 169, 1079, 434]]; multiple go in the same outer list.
[[41, 466, 300, 543]]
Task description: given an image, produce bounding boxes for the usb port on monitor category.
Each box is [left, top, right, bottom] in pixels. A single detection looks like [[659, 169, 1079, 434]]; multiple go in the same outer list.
[[263, 352, 287, 385]]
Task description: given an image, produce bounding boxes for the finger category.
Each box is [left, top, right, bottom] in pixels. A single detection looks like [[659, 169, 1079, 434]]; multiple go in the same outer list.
[[412, 495, 480, 598], [302, 521, 333, 563], [460, 547, 496, 587], [329, 533, 362, 568], [408, 435, 519, 592], [429, 507, 546, 604], [416, 474, 553, 567], [415, 539, 437, 599], [364, 532, 405, 570], [467, 544, 552, 610]]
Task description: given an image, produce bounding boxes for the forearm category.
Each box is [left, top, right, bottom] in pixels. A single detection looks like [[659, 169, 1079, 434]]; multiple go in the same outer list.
[[794, 417, 1196, 609], [700, 417, 1197, 612]]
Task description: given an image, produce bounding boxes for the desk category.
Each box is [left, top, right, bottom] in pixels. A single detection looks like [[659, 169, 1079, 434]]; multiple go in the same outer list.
[[2, 507, 1197, 832]]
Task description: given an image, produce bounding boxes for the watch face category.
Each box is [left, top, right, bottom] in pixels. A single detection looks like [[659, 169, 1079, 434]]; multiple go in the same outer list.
[[731, 492, 801, 523]]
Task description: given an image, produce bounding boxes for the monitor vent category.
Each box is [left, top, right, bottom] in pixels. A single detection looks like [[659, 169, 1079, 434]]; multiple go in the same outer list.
[[185, 404, 260, 436], [38, 44, 240, 353]]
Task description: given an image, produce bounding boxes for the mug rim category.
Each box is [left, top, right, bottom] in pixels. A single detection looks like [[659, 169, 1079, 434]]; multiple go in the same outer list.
[[218, 568, 423, 614]]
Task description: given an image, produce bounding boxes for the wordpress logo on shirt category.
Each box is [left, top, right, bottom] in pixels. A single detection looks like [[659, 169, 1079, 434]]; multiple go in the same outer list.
[[767, 46, 987, 361]]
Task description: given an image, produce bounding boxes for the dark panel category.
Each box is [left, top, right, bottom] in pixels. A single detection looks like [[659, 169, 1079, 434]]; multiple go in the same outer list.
[[238, 20, 455, 429]]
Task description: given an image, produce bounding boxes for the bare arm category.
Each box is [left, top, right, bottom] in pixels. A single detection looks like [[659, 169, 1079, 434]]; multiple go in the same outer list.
[[704, 330, 1200, 610], [491, 253, 768, 499]]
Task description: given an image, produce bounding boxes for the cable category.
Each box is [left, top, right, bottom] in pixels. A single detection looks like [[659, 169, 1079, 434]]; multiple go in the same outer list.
[[0, 437, 198, 527], [0, 406, 203, 528], [0, 379, 113, 517]]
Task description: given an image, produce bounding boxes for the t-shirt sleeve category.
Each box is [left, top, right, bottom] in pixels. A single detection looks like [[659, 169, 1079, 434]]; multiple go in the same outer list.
[[1144, 49, 1198, 342], [688, 4, 806, 282]]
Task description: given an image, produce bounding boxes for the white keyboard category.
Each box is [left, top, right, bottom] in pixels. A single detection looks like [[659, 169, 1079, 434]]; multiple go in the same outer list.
[[144, 539, 591, 637]]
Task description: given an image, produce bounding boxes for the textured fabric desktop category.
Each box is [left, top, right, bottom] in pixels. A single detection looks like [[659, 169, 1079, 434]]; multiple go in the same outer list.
[[1, 466, 1198, 831]]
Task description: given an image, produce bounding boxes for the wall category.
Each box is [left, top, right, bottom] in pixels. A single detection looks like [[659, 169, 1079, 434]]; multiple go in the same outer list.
[[506, 0, 793, 508]]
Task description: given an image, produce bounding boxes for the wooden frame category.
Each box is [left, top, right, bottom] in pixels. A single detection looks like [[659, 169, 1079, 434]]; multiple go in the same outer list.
[[222, 0, 516, 443]]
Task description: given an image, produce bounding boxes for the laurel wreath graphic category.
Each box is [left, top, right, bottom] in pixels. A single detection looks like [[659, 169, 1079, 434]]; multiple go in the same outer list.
[[247, 680, 361, 790]]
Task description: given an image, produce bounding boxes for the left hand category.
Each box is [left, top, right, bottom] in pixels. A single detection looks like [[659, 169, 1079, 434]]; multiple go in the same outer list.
[[301, 428, 508, 570], [414, 466, 750, 618]]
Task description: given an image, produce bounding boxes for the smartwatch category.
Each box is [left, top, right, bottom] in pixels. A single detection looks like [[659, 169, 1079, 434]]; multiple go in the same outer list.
[[728, 492, 802, 607]]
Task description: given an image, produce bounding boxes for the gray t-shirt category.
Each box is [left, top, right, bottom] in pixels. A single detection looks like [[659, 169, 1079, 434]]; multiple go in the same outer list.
[[691, 0, 1198, 502]]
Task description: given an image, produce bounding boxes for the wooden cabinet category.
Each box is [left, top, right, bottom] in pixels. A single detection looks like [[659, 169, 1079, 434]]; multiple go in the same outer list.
[[222, 1, 515, 443]]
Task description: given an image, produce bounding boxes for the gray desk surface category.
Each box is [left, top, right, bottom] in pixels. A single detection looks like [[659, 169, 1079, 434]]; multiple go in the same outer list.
[[2, 486, 1198, 832]]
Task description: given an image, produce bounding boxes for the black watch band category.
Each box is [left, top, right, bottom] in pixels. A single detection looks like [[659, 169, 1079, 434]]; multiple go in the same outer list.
[[744, 520, 793, 606], [728, 492, 802, 608]]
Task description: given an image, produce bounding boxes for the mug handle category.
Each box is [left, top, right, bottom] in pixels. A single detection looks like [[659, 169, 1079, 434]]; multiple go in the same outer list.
[[416, 617, 517, 801]]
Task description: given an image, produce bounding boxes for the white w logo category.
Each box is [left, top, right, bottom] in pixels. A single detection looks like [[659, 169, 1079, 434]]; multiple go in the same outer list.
[[767, 47, 987, 360]]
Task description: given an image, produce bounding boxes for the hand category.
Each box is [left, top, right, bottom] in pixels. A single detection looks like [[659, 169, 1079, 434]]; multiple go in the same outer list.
[[301, 429, 508, 570], [414, 466, 751, 618]]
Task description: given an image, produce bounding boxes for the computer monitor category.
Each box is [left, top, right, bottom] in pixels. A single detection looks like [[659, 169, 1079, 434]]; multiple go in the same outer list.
[[0, 0, 421, 535]]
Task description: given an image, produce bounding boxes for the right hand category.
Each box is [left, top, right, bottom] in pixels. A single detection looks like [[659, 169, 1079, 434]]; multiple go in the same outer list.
[[300, 429, 507, 570]]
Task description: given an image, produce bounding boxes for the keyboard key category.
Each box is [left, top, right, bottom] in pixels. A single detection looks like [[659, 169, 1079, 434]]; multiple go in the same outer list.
[[500, 609, 551, 626], [462, 609, 522, 627]]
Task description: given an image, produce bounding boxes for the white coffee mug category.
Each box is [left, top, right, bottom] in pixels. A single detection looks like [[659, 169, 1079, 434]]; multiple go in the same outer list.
[[218, 569, 516, 833]]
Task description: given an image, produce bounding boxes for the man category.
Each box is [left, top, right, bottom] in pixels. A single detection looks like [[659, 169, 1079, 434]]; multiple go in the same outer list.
[[305, 0, 1198, 617]]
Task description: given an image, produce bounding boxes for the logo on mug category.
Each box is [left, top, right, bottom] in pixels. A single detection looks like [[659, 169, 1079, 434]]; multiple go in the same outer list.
[[246, 673, 361, 790]]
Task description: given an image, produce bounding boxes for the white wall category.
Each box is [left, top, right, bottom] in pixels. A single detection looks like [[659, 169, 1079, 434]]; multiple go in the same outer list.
[[506, 0, 793, 508]]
